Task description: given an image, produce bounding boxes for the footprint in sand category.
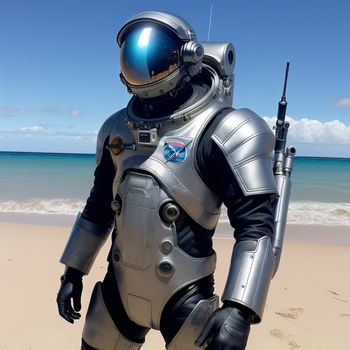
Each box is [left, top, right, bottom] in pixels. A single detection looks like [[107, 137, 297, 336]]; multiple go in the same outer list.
[[326, 289, 349, 303], [270, 328, 283, 339], [288, 340, 301, 349], [275, 307, 303, 319], [270, 329, 301, 349]]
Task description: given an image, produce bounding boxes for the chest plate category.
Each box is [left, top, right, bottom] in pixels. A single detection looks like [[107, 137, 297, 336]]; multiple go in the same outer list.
[[108, 103, 224, 230]]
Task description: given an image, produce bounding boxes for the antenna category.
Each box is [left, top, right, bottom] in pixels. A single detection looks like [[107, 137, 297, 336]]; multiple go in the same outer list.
[[281, 61, 290, 102], [276, 62, 290, 125], [207, 4, 213, 41], [274, 62, 291, 165]]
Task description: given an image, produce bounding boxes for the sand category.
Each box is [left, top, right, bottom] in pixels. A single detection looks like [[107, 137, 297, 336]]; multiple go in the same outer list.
[[0, 220, 349, 350]]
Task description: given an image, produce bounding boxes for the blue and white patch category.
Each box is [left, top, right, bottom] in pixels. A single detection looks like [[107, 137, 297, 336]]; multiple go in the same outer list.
[[163, 140, 189, 163]]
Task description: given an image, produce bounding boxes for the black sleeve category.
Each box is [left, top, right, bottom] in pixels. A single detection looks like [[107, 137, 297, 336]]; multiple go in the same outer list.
[[197, 115, 275, 243], [81, 136, 116, 227]]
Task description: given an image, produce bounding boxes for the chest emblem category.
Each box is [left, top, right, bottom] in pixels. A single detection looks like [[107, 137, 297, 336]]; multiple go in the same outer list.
[[163, 139, 192, 163]]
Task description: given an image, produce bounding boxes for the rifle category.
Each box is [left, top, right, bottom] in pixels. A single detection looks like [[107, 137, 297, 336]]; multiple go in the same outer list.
[[272, 62, 296, 276]]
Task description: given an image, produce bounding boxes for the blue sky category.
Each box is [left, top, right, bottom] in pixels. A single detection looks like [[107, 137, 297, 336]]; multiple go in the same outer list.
[[1, 0, 349, 157]]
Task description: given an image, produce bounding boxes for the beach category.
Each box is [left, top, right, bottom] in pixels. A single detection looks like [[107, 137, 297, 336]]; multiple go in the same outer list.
[[0, 152, 349, 349], [1, 220, 349, 350]]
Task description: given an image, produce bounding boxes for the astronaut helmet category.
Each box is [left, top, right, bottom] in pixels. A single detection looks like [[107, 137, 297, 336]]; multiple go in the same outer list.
[[116, 11, 204, 99]]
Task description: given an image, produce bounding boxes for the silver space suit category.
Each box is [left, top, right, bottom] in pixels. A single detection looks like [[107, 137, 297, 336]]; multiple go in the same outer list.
[[57, 11, 286, 350]]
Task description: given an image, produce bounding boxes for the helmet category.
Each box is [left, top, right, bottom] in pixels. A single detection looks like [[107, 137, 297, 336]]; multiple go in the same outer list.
[[116, 11, 204, 99]]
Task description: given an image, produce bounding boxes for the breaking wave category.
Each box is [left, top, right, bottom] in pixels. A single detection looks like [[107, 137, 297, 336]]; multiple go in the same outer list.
[[0, 198, 85, 216], [219, 201, 350, 226], [0, 199, 349, 226], [287, 201, 350, 225]]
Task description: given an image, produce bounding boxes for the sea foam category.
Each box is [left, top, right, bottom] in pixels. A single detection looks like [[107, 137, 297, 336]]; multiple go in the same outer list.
[[218, 201, 350, 226], [0, 199, 349, 226], [0, 198, 85, 216], [287, 201, 350, 225]]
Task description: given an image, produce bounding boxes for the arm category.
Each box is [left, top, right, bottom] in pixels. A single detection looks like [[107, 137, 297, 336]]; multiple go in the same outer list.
[[59, 135, 115, 274], [195, 108, 277, 349], [57, 120, 116, 323]]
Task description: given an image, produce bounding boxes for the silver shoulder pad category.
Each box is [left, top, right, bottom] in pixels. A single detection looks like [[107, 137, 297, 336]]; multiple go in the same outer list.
[[211, 108, 277, 196], [95, 110, 125, 167], [222, 236, 274, 323], [60, 213, 112, 275]]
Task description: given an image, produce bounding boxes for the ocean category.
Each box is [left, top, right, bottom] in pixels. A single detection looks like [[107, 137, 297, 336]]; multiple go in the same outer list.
[[0, 151, 349, 226]]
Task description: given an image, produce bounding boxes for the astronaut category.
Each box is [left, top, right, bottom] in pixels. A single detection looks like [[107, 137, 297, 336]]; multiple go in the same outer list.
[[57, 11, 279, 350]]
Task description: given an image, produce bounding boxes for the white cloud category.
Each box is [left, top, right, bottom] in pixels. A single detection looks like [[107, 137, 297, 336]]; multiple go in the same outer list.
[[0, 105, 83, 116], [336, 98, 350, 107], [263, 116, 350, 145], [70, 108, 82, 116], [0, 106, 33, 114], [40, 106, 61, 113], [20, 126, 44, 133], [0, 125, 97, 142]]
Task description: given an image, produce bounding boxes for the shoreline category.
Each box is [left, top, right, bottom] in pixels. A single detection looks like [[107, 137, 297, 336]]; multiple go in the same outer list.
[[1, 211, 349, 245], [1, 199, 349, 226], [0, 212, 76, 226]]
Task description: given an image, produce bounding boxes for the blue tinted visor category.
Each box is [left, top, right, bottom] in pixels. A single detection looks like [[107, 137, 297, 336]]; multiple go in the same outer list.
[[120, 24, 180, 86]]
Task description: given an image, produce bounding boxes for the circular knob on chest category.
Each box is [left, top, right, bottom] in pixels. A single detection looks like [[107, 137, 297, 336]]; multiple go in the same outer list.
[[160, 202, 181, 223]]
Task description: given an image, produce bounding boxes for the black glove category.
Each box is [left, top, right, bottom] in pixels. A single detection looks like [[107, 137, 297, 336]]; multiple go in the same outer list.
[[56, 267, 84, 324], [195, 303, 252, 350]]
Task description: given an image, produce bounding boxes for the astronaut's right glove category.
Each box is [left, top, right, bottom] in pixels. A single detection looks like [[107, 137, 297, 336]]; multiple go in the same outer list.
[[195, 303, 252, 350], [56, 266, 84, 324]]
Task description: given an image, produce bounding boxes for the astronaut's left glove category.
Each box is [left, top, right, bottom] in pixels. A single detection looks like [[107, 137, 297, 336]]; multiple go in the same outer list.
[[195, 303, 252, 350], [56, 266, 84, 324]]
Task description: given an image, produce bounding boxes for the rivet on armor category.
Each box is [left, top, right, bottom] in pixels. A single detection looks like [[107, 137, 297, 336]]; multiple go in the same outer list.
[[113, 251, 120, 262], [158, 261, 174, 275], [160, 240, 173, 254], [111, 199, 121, 213]]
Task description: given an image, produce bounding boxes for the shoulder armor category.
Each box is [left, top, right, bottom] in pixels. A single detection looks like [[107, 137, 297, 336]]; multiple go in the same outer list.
[[95, 110, 126, 166], [211, 108, 277, 196]]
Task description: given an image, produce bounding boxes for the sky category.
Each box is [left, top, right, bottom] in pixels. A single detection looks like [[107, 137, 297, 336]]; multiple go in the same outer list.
[[0, 0, 349, 157]]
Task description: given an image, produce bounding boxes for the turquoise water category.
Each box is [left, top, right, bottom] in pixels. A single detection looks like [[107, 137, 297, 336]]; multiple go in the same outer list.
[[0, 151, 349, 225], [291, 157, 350, 203], [0, 152, 95, 201]]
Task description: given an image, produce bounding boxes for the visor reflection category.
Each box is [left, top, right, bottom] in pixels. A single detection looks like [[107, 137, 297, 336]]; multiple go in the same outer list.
[[120, 24, 180, 86], [137, 27, 152, 47]]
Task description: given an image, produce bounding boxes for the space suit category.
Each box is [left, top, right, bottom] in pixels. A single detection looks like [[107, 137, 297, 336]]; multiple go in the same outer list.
[[57, 11, 281, 350]]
